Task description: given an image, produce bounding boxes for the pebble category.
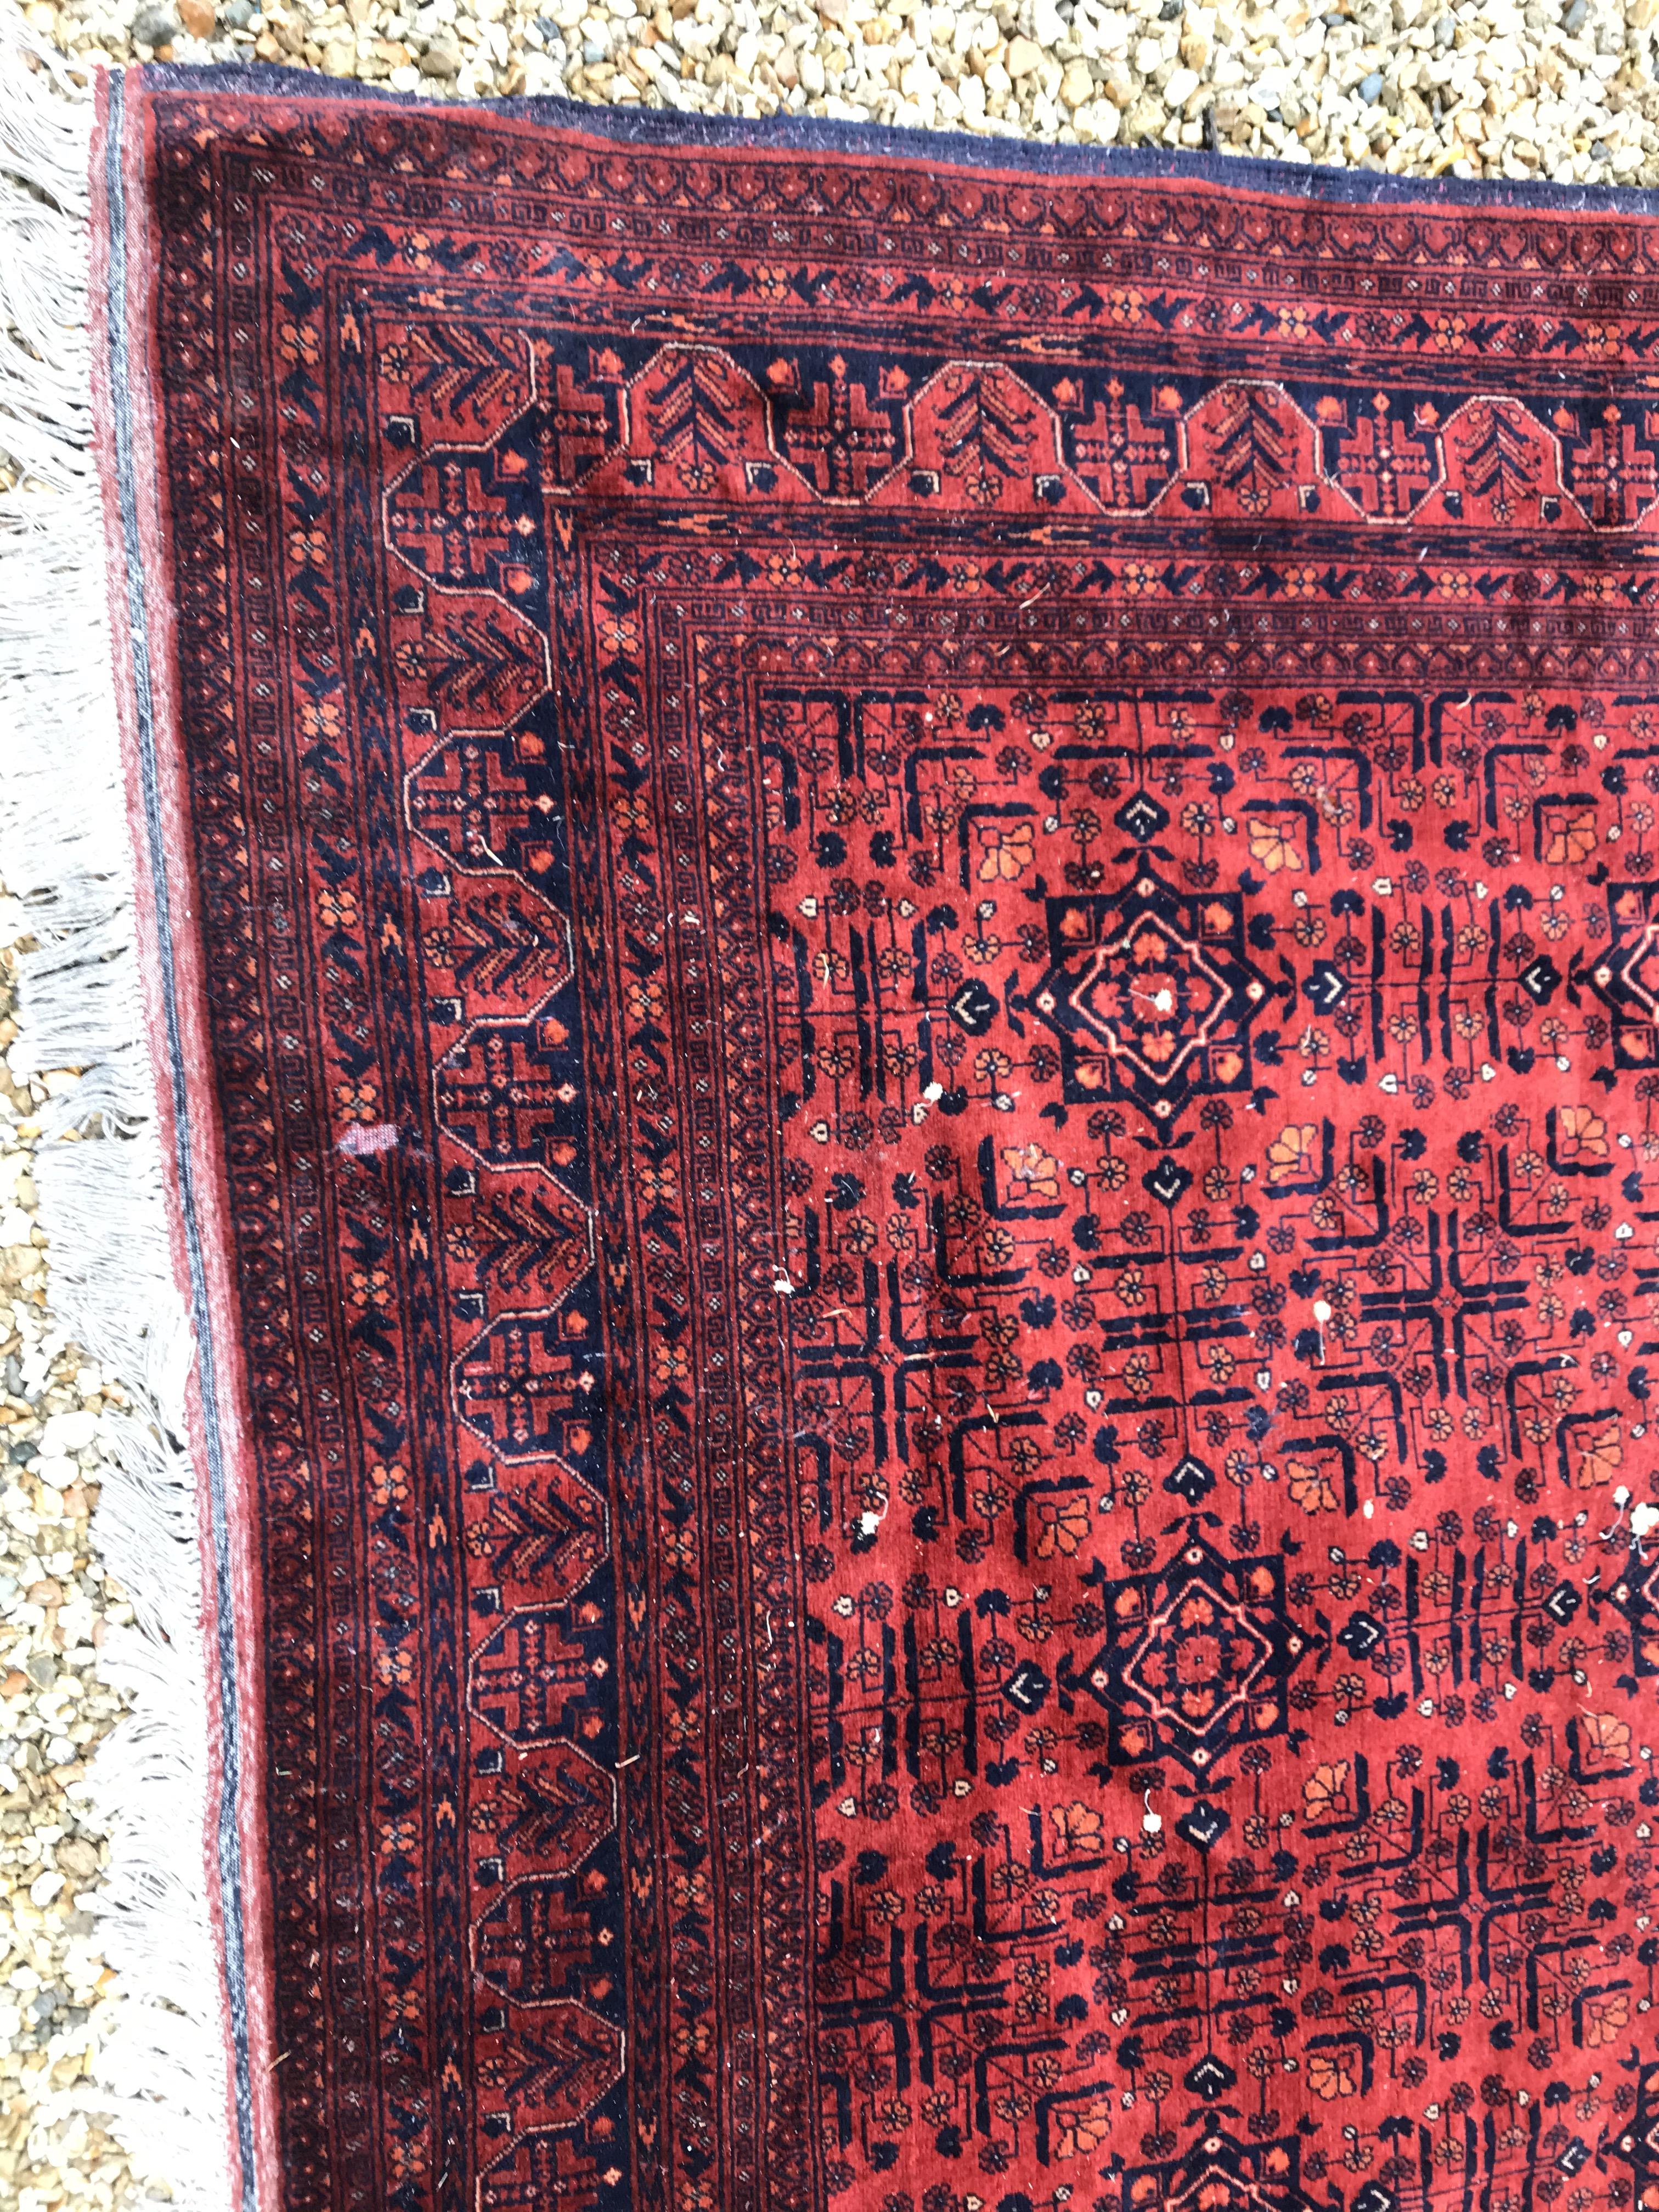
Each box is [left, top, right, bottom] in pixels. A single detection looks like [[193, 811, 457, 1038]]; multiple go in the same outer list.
[[127, 3, 174, 43], [22, 0, 1659, 178]]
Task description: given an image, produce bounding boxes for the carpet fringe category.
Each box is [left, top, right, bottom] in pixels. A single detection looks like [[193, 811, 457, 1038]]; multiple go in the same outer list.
[[0, 13, 236, 2203]]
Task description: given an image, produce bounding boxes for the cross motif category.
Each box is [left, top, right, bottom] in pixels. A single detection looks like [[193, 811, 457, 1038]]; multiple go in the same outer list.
[[1565, 403, 1659, 525], [387, 453, 525, 585], [436, 1017, 583, 1172], [1066, 377, 1177, 509], [474, 1882, 602, 2009], [455, 1309, 591, 1461], [470, 1605, 596, 1742], [1355, 1203, 1531, 1410], [1327, 392, 1439, 520], [782, 355, 899, 498], [406, 730, 563, 879], [479, 2130, 604, 2212]]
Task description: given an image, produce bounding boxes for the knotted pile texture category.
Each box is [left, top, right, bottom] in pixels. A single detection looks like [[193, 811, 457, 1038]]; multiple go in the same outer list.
[[93, 67, 1659, 2211]]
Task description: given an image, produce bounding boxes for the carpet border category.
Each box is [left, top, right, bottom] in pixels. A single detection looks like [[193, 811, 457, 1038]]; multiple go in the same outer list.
[[94, 64, 278, 2212], [136, 55, 1659, 215], [22, 50, 1659, 2212], [0, 15, 261, 2208]]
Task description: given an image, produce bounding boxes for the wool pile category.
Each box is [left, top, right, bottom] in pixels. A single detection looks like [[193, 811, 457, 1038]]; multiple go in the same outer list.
[[7, 51, 1659, 2209]]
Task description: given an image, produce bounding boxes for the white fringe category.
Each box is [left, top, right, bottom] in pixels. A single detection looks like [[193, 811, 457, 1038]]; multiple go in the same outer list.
[[0, 13, 236, 2204]]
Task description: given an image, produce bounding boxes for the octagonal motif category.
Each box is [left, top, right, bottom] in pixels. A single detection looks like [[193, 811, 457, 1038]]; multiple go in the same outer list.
[[1031, 863, 1273, 1121], [1082, 1536, 1307, 1772], [1590, 881, 1659, 1070]]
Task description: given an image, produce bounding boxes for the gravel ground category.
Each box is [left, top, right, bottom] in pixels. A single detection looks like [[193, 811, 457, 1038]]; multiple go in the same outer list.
[[0, 905, 140, 2212], [7, 0, 1659, 2201], [26, 0, 1659, 179]]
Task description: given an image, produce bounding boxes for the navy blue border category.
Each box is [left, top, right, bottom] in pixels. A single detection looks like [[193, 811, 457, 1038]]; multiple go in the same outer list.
[[136, 54, 1659, 214], [102, 67, 261, 2212]]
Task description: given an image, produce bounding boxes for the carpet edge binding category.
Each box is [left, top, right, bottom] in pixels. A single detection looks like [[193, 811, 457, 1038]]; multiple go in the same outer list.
[[0, 13, 238, 2205]]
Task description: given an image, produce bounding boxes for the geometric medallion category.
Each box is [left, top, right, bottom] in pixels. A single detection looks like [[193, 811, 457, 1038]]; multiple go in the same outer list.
[[1031, 865, 1274, 1121], [1122, 2130, 1324, 2212], [1589, 879, 1659, 1070], [1081, 1535, 1308, 1773]]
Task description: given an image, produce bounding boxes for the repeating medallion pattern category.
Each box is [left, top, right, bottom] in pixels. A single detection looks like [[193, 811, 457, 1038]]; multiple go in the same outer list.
[[126, 74, 1659, 2212]]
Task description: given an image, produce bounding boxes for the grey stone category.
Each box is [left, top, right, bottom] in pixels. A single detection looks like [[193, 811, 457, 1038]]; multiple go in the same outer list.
[[1358, 67, 1381, 97], [132, 4, 180, 42]]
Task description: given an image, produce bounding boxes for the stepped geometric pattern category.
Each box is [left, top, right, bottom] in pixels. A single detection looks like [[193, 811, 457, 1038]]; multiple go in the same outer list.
[[114, 68, 1659, 2212]]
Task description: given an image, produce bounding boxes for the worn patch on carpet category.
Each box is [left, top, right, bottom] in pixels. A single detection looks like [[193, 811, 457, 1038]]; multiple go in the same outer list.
[[87, 67, 1659, 2212]]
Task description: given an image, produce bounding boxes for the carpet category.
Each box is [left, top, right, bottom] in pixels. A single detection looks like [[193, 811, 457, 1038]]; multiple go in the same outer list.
[[10, 44, 1659, 2210]]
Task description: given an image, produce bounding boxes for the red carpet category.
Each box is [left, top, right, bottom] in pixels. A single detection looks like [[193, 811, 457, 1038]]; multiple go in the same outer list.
[[92, 67, 1659, 2209]]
